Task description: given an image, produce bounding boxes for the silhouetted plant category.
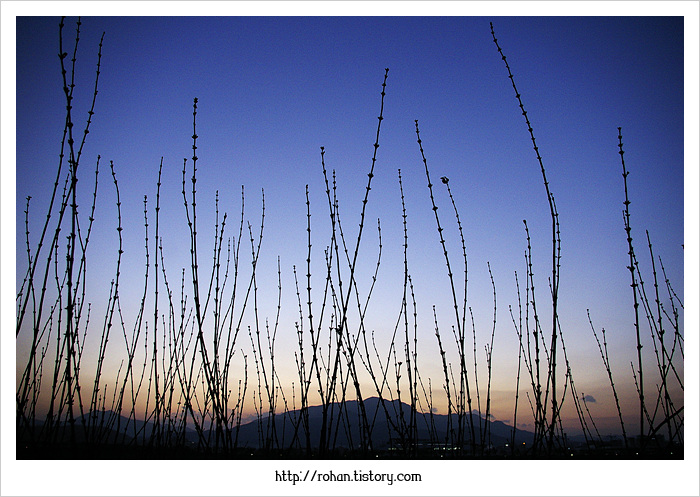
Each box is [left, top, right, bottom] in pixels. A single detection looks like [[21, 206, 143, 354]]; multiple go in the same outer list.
[[17, 17, 682, 461], [491, 21, 563, 454], [588, 309, 628, 448], [617, 127, 646, 444], [414, 119, 476, 454]]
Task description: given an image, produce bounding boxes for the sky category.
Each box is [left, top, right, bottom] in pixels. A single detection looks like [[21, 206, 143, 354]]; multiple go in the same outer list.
[[4, 2, 699, 496]]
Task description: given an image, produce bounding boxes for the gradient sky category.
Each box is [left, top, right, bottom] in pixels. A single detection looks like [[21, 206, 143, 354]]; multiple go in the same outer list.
[[6, 3, 699, 495], [13, 13, 685, 419]]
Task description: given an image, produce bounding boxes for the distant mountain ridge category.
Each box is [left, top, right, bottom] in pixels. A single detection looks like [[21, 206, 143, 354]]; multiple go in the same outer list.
[[23, 397, 536, 452], [205, 396, 535, 451]]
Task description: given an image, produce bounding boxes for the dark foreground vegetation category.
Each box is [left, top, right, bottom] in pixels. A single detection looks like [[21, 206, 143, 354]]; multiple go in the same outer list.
[[17, 397, 682, 460], [16, 18, 683, 460], [17, 441, 682, 461]]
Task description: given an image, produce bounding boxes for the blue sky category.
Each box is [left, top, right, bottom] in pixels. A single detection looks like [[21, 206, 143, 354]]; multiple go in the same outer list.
[[5, 3, 699, 495]]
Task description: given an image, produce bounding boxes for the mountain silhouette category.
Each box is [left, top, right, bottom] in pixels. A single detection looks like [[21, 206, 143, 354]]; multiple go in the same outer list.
[[19, 399, 536, 457], [211, 396, 534, 452]]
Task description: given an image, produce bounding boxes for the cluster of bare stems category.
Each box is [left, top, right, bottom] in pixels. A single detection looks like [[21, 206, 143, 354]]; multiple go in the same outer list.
[[16, 17, 682, 458], [490, 22, 683, 454]]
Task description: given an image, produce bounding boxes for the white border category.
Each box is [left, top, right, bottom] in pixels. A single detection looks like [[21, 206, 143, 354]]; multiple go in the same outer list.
[[2, 2, 698, 496]]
